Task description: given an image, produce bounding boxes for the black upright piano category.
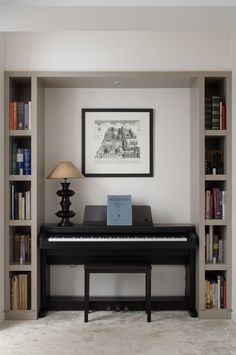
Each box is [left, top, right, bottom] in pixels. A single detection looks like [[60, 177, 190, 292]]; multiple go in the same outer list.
[[38, 206, 198, 317]]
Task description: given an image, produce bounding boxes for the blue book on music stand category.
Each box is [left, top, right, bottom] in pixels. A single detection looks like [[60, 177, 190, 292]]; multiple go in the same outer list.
[[107, 195, 132, 226]]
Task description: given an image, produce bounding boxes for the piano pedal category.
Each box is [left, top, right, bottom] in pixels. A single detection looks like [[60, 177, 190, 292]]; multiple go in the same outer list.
[[106, 304, 112, 311], [115, 304, 121, 312]]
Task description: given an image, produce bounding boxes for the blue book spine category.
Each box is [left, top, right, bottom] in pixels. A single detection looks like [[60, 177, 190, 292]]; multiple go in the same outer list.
[[23, 149, 31, 175]]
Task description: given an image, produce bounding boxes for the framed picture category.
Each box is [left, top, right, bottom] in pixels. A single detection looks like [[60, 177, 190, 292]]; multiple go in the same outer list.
[[82, 108, 153, 177]]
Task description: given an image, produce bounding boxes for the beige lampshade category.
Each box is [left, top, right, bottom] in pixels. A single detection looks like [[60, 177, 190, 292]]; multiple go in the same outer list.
[[47, 162, 84, 179]]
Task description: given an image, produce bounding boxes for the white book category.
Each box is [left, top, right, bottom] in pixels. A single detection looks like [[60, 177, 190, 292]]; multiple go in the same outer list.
[[209, 226, 213, 263], [28, 101, 32, 130], [217, 275, 221, 309], [205, 233, 210, 263]]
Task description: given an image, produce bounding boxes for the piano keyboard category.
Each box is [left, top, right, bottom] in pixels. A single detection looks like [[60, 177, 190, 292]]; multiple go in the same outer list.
[[48, 235, 188, 242]]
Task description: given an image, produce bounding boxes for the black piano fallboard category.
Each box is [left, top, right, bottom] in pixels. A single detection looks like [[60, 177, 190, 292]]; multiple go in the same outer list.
[[38, 224, 198, 317]]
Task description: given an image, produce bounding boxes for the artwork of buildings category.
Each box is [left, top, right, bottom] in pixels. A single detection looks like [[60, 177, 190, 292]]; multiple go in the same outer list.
[[95, 125, 140, 159]]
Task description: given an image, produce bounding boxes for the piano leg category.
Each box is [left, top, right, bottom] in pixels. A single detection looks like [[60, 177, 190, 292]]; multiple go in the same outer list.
[[185, 250, 198, 318], [146, 270, 151, 322], [84, 270, 90, 322], [39, 249, 50, 318]]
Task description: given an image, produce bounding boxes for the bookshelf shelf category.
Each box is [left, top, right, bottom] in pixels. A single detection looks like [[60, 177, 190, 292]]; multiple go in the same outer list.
[[5, 310, 38, 321], [9, 175, 32, 181], [9, 264, 32, 272], [205, 175, 227, 181], [205, 130, 227, 137], [8, 220, 32, 226], [205, 219, 227, 226], [9, 130, 32, 137], [199, 309, 231, 319], [205, 264, 227, 271]]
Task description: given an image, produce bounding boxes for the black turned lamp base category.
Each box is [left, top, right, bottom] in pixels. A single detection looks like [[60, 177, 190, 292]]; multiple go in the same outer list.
[[56, 180, 76, 227]]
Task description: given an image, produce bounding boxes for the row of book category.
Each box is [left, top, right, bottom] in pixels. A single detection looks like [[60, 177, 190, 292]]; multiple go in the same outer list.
[[205, 96, 226, 130], [10, 272, 31, 310], [205, 233, 223, 264], [12, 233, 31, 264], [205, 96, 226, 129], [205, 150, 224, 175], [205, 274, 226, 309], [205, 188, 226, 220], [9, 101, 32, 131], [12, 144, 31, 175], [11, 186, 31, 220]]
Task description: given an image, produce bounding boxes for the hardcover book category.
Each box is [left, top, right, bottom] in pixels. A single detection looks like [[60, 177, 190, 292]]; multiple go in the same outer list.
[[107, 195, 132, 226]]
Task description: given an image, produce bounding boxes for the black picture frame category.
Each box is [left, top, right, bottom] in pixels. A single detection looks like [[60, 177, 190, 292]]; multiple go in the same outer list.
[[82, 108, 153, 177]]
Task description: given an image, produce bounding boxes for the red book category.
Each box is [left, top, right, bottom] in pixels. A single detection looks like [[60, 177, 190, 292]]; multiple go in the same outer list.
[[222, 104, 226, 130], [9, 102, 14, 130]]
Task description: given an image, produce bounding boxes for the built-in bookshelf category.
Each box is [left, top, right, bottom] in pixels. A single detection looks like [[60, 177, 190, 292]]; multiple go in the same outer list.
[[203, 76, 231, 317], [191, 73, 231, 319], [4, 73, 45, 320], [4, 71, 231, 320]]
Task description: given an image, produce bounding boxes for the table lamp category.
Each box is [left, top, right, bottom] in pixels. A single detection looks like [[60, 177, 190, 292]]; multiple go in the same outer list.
[[47, 161, 84, 227]]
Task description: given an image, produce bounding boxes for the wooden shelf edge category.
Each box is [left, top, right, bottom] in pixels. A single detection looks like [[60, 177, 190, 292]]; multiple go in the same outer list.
[[8, 220, 32, 226], [205, 175, 227, 181], [9, 264, 32, 272], [9, 130, 32, 137], [204, 220, 227, 226], [205, 130, 227, 136], [205, 264, 227, 271], [199, 309, 231, 319], [5, 310, 37, 320], [9, 175, 32, 181]]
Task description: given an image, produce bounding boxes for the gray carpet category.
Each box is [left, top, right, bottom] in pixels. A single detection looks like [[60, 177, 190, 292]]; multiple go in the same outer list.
[[1, 311, 236, 355]]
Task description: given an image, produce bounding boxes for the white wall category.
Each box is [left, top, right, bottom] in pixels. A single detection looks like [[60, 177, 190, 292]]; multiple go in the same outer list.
[[0, 33, 5, 322], [45, 87, 190, 296], [4, 32, 231, 71], [3, 31, 235, 304]]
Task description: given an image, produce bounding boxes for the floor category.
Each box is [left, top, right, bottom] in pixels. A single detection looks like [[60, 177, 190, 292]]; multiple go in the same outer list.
[[1, 311, 236, 355]]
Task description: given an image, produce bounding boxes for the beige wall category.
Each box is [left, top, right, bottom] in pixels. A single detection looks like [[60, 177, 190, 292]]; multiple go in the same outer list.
[[0, 33, 5, 322]]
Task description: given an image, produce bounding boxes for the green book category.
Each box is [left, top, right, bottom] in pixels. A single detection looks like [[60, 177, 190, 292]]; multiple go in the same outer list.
[[212, 96, 220, 130]]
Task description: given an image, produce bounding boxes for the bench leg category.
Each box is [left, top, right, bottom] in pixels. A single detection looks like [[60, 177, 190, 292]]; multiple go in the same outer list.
[[146, 271, 151, 322], [84, 270, 90, 322]]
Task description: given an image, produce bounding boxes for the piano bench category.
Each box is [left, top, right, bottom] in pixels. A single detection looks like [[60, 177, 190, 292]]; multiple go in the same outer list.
[[84, 262, 152, 322]]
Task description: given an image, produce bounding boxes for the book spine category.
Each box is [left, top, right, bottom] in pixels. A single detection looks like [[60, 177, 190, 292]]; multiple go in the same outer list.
[[218, 239, 223, 263], [12, 143, 18, 175], [212, 96, 220, 130], [9, 102, 14, 130], [23, 148, 31, 175], [28, 101, 32, 130], [205, 97, 212, 129], [13, 102, 17, 130], [17, 102, 24, 130], [222, 104, 226, 130], [212, 234, 219, 264], [24, 103, 29, 130], [16, 148, 24, 175]]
